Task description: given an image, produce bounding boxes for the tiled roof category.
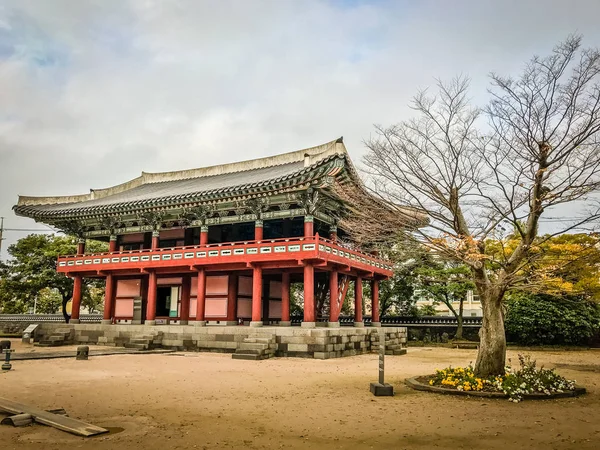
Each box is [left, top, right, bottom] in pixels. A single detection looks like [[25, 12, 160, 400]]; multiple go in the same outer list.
[[14, 138, 352, 219]]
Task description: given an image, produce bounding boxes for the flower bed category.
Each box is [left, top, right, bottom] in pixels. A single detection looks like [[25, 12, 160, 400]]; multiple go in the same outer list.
[[406, 355, 586, 402]]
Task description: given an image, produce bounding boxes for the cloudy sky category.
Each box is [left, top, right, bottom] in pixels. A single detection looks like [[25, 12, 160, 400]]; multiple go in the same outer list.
[[1, 0, 599, 257]]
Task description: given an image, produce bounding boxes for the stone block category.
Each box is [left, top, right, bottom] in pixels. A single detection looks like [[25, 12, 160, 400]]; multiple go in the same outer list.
[[313, 352, 330, 360], [370, 382, 394, 396], [287, 343, 309, 352], [215, 334, 235, 342], [307, 344, 326, 352]]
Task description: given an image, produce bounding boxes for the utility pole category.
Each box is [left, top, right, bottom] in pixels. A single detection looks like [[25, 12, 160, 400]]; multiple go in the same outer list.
[[0, 217, 4, 256]]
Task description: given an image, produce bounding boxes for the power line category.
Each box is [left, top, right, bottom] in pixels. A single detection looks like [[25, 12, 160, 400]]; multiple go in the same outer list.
[[3, 228, 55, 232], [0, 217, 57, 255]]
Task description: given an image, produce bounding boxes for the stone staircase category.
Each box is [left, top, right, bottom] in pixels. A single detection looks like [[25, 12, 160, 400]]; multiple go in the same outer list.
[[36, 327, 74, 347], [123, 335, 156, 350], [232, 337, 277, 361]]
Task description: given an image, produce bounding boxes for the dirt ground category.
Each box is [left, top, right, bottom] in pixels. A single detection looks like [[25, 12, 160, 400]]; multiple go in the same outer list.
[[1, 344, 599, 450], [7, 339, 118, 354]]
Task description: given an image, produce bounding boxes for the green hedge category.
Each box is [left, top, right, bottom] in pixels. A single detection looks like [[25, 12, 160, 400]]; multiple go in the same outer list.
[[505, 293, 600, 346]]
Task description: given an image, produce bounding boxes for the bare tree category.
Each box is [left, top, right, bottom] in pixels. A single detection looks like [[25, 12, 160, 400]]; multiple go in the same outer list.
[[340, 36, 600, 377]]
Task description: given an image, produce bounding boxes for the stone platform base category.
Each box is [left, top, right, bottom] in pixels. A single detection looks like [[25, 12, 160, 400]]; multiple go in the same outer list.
[[33, 324, 408, 359], [370, 382, 394, 396]]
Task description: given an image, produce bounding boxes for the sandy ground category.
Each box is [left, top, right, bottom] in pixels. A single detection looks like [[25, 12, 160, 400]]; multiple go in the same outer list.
[[1, 346, 599, 450], [6, 339, 118, 354]]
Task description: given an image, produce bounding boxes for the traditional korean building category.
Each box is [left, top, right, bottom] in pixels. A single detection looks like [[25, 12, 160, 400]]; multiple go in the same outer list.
[[14, 138, 396, 336]]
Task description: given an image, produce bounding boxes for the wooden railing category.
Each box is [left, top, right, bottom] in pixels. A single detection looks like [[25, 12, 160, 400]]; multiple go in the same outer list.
[[0, 314, 482, 327], [56, 234, 394, 276]]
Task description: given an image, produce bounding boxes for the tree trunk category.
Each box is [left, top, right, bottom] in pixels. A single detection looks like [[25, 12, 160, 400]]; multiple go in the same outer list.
[[474, 293, 506, 377], [455, 315, 464, 340], [61, 296, 71, 324]]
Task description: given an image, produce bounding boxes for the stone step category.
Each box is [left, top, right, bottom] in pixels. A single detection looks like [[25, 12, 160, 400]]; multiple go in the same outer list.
[[243, 337, 273, 344], [129, 339, 152, 344], [235, 349, 262, 355], [123, 343, 148, 350], [48, 336, 66, 342], [239, 343, 270, 351], [232, 353, 262, 361]]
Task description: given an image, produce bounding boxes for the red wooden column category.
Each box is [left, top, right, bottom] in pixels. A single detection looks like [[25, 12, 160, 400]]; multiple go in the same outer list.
[[146, 271, 157, 325], [195, 268, 207, 326], [70, 275, 83, 323], [77, 238, 85, 256], [70, 237, 86, 324], [226, 274, 238, 325], [180, 275, 191, 325], [200, 225, 208, 245], [250, 266, 263, 327], [354, 276, 364, 327], [304, 215, 314, 237], [102, 274, 114, 324], [302, 263, 315, 327], [328, 270, 340, 327], [255, 220, 263, 241], [329, 225, 337, 243], [151, 231, 160, 249], [371, 280, 381, 326], [280, 272, 291, 326], [109, 235, 118, 252]]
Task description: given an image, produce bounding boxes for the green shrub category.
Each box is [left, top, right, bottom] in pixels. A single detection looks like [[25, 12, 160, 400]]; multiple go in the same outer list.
[[505, 293, 600, 346]]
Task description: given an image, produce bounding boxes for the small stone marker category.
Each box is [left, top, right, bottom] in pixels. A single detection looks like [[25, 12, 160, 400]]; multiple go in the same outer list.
[[22, 324, 38, 344], [2, 348, 15, 371], [370, 328, 394, 396], [76, 346, 89, 361]]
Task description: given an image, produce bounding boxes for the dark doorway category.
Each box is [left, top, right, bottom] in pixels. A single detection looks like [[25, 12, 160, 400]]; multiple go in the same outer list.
[[156, 287, 172, 317]]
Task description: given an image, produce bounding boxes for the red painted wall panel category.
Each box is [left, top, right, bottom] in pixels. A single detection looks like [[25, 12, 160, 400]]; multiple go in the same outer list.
[[206, 297, 228, 317], [116, 279, 141, 297]]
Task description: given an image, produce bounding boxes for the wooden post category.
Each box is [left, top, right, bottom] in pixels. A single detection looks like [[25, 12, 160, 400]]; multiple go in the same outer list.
[[302, 263, 315, 327], [151, 231, 159, 250], [226, 274, 238, 325], [304, 215, 314, 237], [102, 274, 114, 324], [76, 238, 85, 256], [328, 270, 339, 326], [180, 275, 191, 325], [371, 280, 381, 326], [255, 220, 263, 241], [250, 266, 263, 327], [108, 235, 118, 252], [195, 268, 206, 325], [354, 276, 364, 327], [200, 225, 208, 246], [280, 272, 291, 326], [145, 271, 157, 325], [70, 275, 83, 323], [329, 225, 337, 243]]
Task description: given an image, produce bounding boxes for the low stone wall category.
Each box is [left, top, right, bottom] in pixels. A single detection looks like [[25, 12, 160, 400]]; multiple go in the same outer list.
[[0, 321, 32, 335], [34, 323, 407, 359], [408, 326, 480, 343]]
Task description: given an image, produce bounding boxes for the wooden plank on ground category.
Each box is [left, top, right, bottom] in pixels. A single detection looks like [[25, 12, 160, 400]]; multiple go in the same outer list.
[[0, 397, 108, 437]]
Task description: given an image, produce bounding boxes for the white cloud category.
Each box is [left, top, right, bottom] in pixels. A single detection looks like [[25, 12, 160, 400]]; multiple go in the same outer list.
[[1, 0, 600, 256]]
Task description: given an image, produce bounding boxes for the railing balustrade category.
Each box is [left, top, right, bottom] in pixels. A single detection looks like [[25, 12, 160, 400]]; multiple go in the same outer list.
[[0, 314, 482, 327]]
